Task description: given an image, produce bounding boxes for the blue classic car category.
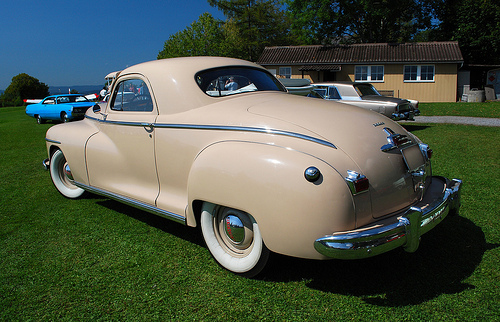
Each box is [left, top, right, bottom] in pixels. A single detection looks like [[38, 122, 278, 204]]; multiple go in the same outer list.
[[26, 94, 95, 124]]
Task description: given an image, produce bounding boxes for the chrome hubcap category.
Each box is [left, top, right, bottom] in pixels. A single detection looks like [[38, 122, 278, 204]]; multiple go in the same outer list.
[[63, 162, 74, 181], [215, 207, 254, 255], [224, 215, 245, 244]]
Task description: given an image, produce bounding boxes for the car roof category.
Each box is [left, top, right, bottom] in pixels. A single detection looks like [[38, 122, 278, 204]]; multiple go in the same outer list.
[[121, 56, 262, 79], [46, 94, 85, 98], [112, 57, 269, 114]]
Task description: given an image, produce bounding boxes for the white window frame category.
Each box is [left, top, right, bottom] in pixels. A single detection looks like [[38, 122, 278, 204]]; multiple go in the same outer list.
[[404, 65, 435, 82], [279, 67, 292, 79], [355, 65, 384, 82]]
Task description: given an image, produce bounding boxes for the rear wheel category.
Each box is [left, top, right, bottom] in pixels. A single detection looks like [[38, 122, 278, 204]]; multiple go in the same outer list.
[[50, 149, 85, 199], [200, 202, 269, 277]]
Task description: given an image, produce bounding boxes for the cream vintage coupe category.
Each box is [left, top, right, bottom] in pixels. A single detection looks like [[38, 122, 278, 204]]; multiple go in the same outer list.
[[43, 57, 462, 277]]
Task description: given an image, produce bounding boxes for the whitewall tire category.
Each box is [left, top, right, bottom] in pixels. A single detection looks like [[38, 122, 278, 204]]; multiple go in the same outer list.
[[50, 149, 85, 199], [201, 202, 269, 277]]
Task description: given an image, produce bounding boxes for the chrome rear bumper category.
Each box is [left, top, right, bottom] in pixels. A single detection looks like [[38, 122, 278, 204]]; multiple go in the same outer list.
[[314, 177, 462, 259]]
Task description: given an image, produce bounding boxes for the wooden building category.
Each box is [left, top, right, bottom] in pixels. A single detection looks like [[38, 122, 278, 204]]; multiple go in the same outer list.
[[257, 41, 464, 102]]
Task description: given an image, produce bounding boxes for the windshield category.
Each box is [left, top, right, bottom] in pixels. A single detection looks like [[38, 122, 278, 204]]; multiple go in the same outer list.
[[353, 83, 380, 97], [196, 67, 286, 97]]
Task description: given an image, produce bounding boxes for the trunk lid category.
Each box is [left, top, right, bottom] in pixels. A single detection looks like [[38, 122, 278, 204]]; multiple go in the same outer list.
[[245, 94, 426, 218]]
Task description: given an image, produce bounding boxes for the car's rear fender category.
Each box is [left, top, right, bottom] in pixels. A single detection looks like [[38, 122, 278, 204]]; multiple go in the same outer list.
[[186, 141, 356, 260]]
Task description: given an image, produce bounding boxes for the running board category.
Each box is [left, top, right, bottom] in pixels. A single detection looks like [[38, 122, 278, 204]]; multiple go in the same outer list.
[[74, 182, 186, 225]]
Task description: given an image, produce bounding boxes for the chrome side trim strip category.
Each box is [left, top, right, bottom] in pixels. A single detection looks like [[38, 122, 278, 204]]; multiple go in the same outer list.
[[155, 123, 337, 149], [74, 182, 186, 225], [45, 138, 61, 144], [85, 115, 100, 122], [85, 115, 336, 149]]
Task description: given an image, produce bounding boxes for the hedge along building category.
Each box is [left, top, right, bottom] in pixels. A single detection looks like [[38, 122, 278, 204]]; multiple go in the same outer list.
[[257, 41, 464, 102]]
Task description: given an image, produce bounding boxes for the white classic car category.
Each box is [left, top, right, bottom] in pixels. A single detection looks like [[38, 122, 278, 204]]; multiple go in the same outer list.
[[310, 82, 420, 121], [43, 57, 461, 277]]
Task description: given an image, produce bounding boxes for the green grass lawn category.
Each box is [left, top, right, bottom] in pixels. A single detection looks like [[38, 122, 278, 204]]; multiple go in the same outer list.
[[419, 101, 500, 118], [1, 105, 499, 320]]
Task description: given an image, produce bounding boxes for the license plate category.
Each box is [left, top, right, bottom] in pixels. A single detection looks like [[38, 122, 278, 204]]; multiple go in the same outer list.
[[401, 145, 425, 172]]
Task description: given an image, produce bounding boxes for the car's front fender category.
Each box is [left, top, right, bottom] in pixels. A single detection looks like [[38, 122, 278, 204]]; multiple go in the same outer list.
[[45, 119, 99, 185], [186, 141, 356, 260]]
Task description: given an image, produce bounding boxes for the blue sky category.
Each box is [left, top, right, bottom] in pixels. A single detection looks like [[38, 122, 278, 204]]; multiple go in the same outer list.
[[0, 0, 225, 90]]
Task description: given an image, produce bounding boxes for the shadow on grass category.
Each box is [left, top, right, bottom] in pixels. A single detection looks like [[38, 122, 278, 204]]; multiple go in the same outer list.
[[91, 197, 497, 307], [261, 215, 498, 306], [94, 199, 205, 247], [400, 124, 431, 133]]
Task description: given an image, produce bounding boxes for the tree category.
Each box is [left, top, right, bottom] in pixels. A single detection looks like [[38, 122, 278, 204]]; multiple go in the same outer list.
[[0, 73, 49, 107], [158, 13, 245, 60], [284, 0, 435, 44], [208, 0, 296, 61], [429, 0, 500, 64]]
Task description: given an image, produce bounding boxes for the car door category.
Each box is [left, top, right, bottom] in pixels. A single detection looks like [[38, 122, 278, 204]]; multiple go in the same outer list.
[[85, 76, 159, 206], [41, 97, 57, 119]]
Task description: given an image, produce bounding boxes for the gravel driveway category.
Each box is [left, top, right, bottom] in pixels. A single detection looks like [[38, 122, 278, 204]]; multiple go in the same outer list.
[[400, 116, 500, 127]]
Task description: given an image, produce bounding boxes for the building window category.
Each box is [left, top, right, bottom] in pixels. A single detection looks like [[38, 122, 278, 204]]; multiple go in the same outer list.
[[420, 65, 435, 81], [371, 66, 384, 81], [404, 65, 435, 82], [355, 66, 368, 81], [355, 66, 384, 82], [279, 67, 292, 79]]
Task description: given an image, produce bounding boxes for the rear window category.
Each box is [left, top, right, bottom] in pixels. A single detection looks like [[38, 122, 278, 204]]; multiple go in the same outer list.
[[196, 67, 286, 97]]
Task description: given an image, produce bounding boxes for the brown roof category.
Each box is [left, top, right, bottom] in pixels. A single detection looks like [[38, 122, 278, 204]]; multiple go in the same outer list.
[[257, 42, 463, 65], [299, 64, 342, 71]]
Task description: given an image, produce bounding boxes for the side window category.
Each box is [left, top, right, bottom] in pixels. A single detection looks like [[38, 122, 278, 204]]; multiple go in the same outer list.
[[313, 87, 328, 98], [328, 86, 341, 99], [110, 79, 153, 112], [43, 98, 55, 105], [57, 96, 70, 104]]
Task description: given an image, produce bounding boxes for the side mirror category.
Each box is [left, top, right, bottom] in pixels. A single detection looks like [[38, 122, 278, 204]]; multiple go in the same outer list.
[[93, 104, 101, 113]]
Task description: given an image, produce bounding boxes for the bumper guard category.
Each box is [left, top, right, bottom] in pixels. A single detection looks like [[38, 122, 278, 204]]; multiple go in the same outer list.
[[42, 158, 50, 171]]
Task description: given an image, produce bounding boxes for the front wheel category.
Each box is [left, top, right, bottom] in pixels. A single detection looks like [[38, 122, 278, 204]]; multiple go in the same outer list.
[[61, 112, 69, 123], [200, 202, 269, 277], [36, 115, 44, 124], [50, 149, 85, 199]]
